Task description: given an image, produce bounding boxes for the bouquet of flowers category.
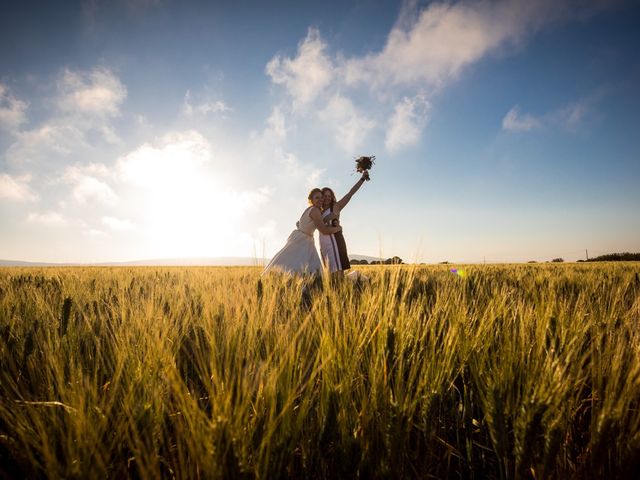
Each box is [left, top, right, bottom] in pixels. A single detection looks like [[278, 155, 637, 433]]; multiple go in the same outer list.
[[355, 155, 375, 180]]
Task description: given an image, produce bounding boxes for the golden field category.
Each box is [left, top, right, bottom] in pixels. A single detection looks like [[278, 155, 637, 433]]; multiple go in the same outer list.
[[1, 264, 639, 478]]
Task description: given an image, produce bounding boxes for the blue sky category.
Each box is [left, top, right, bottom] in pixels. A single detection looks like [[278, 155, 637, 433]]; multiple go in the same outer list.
[[1, 0, 639, 263]]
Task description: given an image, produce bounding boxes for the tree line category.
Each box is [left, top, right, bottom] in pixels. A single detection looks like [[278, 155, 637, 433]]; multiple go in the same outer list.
[[349, 252, 640, 265], [579, 252, 640, 262], [350, 256, 403, 265]]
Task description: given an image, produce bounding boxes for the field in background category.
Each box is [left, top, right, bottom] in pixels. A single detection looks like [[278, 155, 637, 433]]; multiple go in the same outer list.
[[1, 264, 639, 478]]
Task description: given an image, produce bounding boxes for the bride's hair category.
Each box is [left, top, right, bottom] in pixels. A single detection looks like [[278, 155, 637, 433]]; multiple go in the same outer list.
[[321, 187, 336, 208], [307, 188, 322, 204]]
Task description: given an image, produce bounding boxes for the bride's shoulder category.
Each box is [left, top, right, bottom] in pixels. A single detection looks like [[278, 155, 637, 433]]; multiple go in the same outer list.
[[307, 206, 321, 216]]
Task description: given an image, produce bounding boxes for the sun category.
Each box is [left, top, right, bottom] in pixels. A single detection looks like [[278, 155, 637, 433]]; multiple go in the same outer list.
[[116, 131, 266, 259]]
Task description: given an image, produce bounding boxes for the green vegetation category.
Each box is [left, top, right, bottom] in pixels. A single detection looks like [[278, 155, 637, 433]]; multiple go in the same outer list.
[[350, 256, 403, 265], [1, 264, 639, 478], [586, 252, 640, 262]]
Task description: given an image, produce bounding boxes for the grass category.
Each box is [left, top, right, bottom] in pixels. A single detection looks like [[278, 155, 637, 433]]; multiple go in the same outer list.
[[0, 263, 639, 478]]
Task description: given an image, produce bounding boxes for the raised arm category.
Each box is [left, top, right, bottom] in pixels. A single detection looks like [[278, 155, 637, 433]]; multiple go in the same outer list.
[[335, 171, 369, 212], [309, 207, 342, 235]]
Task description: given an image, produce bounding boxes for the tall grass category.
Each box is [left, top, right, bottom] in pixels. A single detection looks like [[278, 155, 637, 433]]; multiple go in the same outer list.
[[0, 264, 639, 478]]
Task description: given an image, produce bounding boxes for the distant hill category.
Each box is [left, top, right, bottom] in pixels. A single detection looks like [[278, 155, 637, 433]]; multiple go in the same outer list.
[[0, 257, 268, 267], [1, 254, 387, 267], [107, 257, 268, 266], [348, 254, 384, 263], [0, 259, 62, 266]]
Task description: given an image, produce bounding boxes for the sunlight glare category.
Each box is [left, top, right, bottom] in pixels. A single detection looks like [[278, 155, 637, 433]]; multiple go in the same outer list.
[[117, 131, 260, 258]]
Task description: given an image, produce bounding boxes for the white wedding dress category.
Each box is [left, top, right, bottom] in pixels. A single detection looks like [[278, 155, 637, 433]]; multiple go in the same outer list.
[[262, 206, 322, 275]]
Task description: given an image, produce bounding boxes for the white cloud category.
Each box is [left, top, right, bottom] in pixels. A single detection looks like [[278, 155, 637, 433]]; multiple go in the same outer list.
[[343, 0, 601, 92], [102, 216, 134, 231], [72, 176, 118, 205], [6, 68, 127, 166], [0, 173, 37, 201], [270, 2, 565, 151], [385, 94, 430, 152], [7, 122, 87, 165], [182, 90, 232, 117], [57, 67, 127, 117], [278, 150, 324, 187], [306, 168, 325, 188], [264, 106, 287, 141], [117, 130, 211, 188], [262, 1, 615, 157], [236, 187, 271, 212], [99, 125, 121, 144], [503, 99, 591, 133], [266, 27, 334, 109], [502, 105, 542, 132], [0, 84, 28, 131], [257, 219, 276, 238], [63, 162, 111, 179], [84, 228, 107, 237], [250, 107, 324, 188], [553, 101, 588, 130], [61, 163, 117, 205], [27, 211, 67, 226], [318, 95, 376, 152]]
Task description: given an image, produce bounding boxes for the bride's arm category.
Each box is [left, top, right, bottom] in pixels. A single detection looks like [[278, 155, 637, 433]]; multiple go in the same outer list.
[[335, 171, 369, 212], [309, 208, 341, 235]]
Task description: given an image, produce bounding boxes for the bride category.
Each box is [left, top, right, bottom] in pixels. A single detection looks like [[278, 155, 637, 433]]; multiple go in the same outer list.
[[262, 188, 342, 276]]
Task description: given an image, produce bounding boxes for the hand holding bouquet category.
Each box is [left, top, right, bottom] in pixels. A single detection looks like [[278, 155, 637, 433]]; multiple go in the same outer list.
[[355, 155, 375, 180]]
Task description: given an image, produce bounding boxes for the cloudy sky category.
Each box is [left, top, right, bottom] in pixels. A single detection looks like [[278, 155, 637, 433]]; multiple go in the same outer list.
[[1, 0, 639, 263]]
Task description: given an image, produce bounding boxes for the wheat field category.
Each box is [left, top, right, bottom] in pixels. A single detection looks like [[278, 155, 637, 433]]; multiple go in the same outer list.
[[1, 264, 639, 478]]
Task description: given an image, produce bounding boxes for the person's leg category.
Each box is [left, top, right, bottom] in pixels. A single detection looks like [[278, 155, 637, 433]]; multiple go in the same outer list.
[[333, 231, 351, 272]]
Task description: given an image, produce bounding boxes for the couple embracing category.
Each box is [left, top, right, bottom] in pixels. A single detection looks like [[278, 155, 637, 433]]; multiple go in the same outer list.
[[263, 171, 370, 278]]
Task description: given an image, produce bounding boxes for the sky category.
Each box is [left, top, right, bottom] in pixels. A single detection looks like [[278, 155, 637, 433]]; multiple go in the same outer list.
[[1, 0, 639, 264]]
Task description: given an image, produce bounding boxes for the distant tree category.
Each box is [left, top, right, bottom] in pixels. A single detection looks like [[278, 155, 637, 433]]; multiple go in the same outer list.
[[587, 252, 640, 262], [384, 256, 403, 265], [527, 260, 537, 263], [363, 256, 403, 265], [439, 261, 450, 264], [350, 259, 369, 265], [551, 258, 564, 263]]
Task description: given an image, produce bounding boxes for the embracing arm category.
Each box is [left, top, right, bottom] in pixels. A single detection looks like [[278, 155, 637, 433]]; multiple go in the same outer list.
[[335, 171, 369, 212], [309, 207, 342, 235]]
